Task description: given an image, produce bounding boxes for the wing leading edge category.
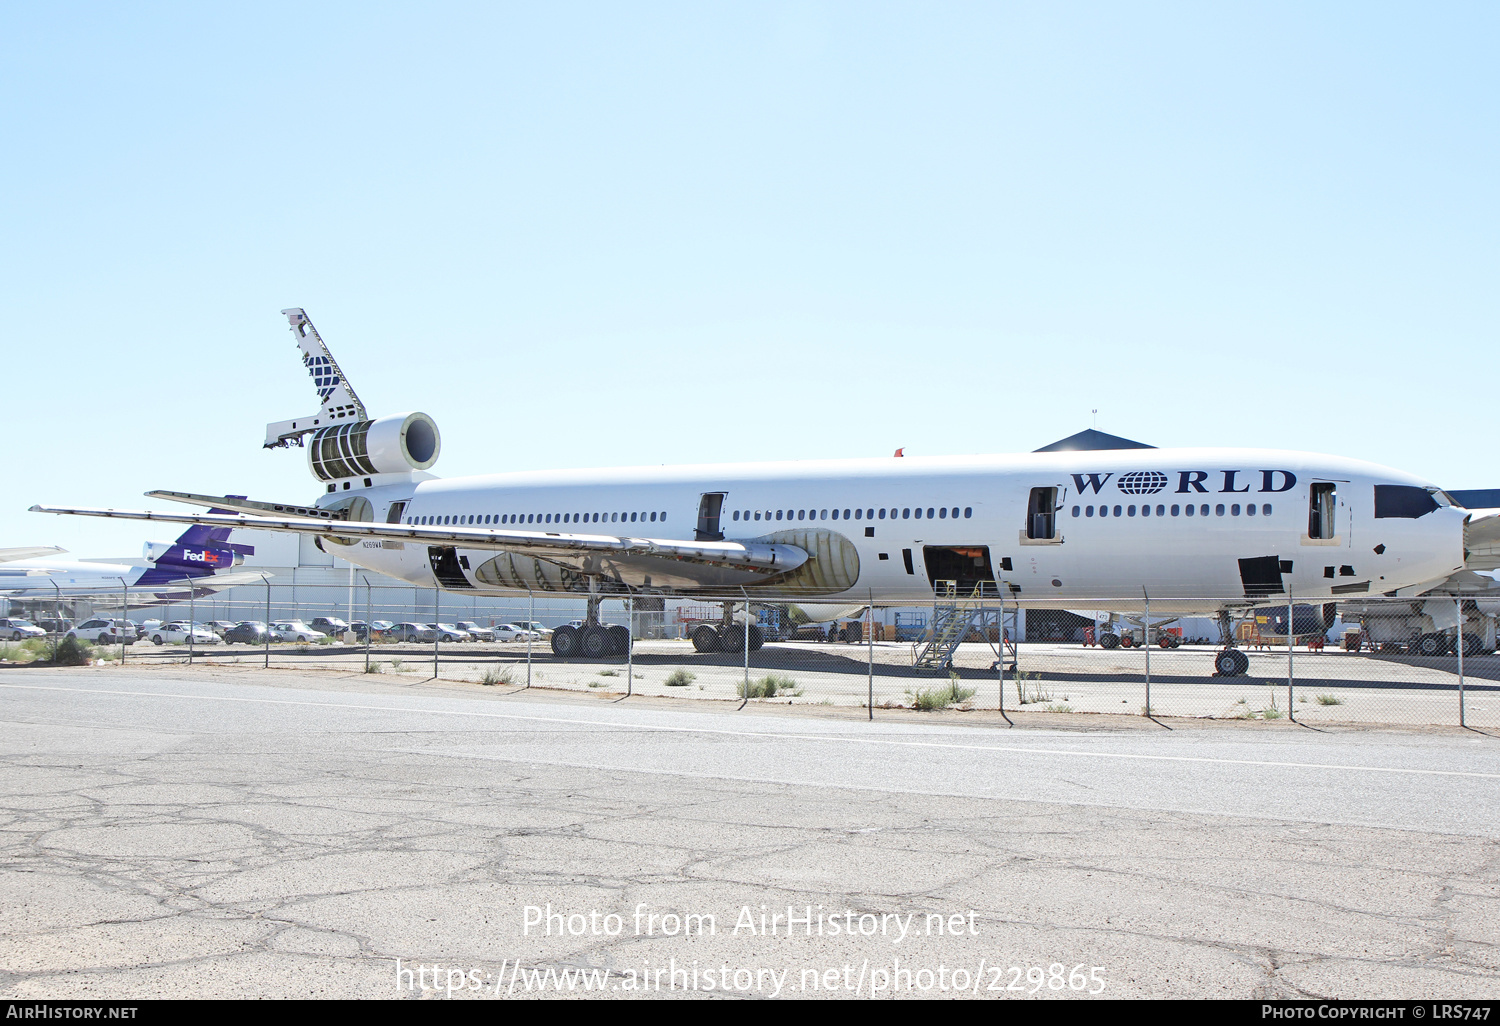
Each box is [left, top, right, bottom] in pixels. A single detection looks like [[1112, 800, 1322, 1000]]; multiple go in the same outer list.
[[28, 505, 809, 577]]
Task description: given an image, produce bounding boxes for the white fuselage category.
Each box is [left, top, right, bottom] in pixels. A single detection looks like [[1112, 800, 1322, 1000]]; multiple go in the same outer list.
[[317, 447, 1466, 613], [0, 558, 146, 598]]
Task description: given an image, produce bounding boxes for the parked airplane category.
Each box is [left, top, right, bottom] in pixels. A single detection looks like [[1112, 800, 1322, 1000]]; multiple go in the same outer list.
[[0, 522, 262, 610], [32, 309, 1500, 675]]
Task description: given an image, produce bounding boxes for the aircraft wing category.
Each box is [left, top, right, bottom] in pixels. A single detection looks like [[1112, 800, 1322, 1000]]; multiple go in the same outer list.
[[0, 546, 65, 564], [29, 505, 809, 579]]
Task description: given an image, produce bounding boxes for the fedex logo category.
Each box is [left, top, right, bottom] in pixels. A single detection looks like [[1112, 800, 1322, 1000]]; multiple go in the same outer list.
[[1070, 471, 1298, 496], [180, 548, 229, 565]]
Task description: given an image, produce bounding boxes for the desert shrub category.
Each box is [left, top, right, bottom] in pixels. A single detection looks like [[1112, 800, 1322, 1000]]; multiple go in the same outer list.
[[481, 666, 518, 686], [53, 636, 93, 666], [664, 669, 695, 687]]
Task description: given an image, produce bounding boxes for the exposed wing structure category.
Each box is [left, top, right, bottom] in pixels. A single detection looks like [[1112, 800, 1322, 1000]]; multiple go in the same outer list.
[[29, 505, 809, 579], [1461, 509, 1500, 572], [0, 546, 65, 564]]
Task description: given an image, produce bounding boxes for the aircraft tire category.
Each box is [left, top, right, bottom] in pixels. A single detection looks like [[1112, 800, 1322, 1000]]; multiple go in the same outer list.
[[580, 626, 610, 659], [551, 625, 580, 657], [1215, 650, 1247, 677], [1416, 633, 1445, 657], [1461, 632, 1482, 657], [748, 624, 764, 652], [691, 624, 721, 653], [606, 624, 630, 655], [720, 625, 746, 653], [1099, 632, 1119, 649]]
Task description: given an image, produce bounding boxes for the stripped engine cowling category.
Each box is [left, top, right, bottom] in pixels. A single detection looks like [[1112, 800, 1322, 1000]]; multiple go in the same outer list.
[[306, 412, 440, 482]]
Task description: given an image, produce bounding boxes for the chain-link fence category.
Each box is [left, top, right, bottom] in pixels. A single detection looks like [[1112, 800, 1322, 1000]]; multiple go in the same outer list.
[[10, 582, 1495, 730]]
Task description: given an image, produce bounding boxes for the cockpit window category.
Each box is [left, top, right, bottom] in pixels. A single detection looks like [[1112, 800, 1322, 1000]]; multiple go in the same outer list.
[[1374, 485, 1440, 519]]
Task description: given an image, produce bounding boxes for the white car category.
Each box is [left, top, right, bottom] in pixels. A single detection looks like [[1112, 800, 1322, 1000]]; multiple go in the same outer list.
[[269, 621, 327, 643], [149, 623, 221, 645], [456, 621, 494, 642], [429, 623, 471, 643], [494, 624, 541, 642], [0, 618, 46, 641], [513, 621, 554, 637], [68, 618, 138, 645]]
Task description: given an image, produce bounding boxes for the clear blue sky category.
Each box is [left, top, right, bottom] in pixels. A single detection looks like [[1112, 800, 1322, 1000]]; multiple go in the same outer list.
[[3, 2, 1495, 556]]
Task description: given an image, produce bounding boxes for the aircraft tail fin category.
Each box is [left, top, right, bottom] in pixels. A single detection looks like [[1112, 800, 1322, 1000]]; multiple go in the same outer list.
[[136, 510, 255, 586], [264, 308, 368, 448]]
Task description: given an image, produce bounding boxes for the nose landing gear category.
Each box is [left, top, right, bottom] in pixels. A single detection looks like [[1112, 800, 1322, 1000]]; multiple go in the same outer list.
[[1212, 611, 1248, 677]]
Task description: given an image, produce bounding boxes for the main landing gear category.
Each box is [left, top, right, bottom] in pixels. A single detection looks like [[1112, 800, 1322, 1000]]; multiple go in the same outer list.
[[550, 593, 631, 658], [690, 603, 765, 654]]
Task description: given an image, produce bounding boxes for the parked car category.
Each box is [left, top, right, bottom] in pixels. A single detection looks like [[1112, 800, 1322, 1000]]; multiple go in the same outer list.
[[67, 618, 138, 645], [269, 621, 327, 643], [205, 620, 239, 636], [0, 619, 47, 641], [223, 622, 269, 644], [429, 623, 470, 643], [513, 621, 554, 637], [310, 617, 351, 637], [149, 623, 221, 645], [349, 620, 395, 641], [455, 621, 494, 642], [36, 618, 74, 635], [391, 622, 437, 643], [494, 624, 540, 642]]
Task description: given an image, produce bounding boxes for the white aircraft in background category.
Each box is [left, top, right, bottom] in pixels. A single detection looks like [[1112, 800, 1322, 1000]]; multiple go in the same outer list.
[[0, 525, 263, 609], [33, 309, 1500, 675]]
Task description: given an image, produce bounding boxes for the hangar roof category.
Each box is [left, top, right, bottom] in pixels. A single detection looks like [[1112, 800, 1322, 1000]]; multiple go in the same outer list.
[[1033, 429, 1155, 453]]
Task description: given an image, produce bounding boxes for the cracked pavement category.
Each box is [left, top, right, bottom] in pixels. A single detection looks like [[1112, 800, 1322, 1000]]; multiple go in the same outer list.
[[0, 665, 1496, 999]]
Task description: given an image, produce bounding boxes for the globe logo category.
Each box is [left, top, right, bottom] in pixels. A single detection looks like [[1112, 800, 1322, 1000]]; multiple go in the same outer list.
[[1118, 471, 1168, 495]]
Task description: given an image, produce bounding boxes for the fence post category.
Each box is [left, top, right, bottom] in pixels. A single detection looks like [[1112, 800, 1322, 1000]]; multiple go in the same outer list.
[[525, 590, 532, 690], [867, 595, 874, 718], [1144, 592, 1151, 718], [264, 576, 271, 669], [1457, 595, 1466, 727], [432, 587, 440, 680], [188, 581, 195, 665], [363, 576, 371, 674], [119, 578, 128, 664], [1287, 585, 1295, 721], [627, 594, 635, 698]]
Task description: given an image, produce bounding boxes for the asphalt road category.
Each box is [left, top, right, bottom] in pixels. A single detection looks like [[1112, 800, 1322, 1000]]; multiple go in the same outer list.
[[0, 665, 1496, 999]]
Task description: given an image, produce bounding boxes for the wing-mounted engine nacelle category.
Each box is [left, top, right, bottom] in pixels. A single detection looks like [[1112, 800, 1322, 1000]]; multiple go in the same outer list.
[[306, 412, 441, 482], [144, 542, 240, 569]]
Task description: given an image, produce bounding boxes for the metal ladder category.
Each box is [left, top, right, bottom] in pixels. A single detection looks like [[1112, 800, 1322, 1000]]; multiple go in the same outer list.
[[913, 581, 988, 670]]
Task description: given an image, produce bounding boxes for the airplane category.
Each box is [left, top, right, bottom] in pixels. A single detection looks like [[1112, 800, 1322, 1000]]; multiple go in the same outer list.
[[31, 308, 1500, 676], [0, 521, 263, 611]]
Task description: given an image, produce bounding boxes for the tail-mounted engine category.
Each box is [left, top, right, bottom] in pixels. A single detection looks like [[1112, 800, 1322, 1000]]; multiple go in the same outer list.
[[307, 412, 440, 482]]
